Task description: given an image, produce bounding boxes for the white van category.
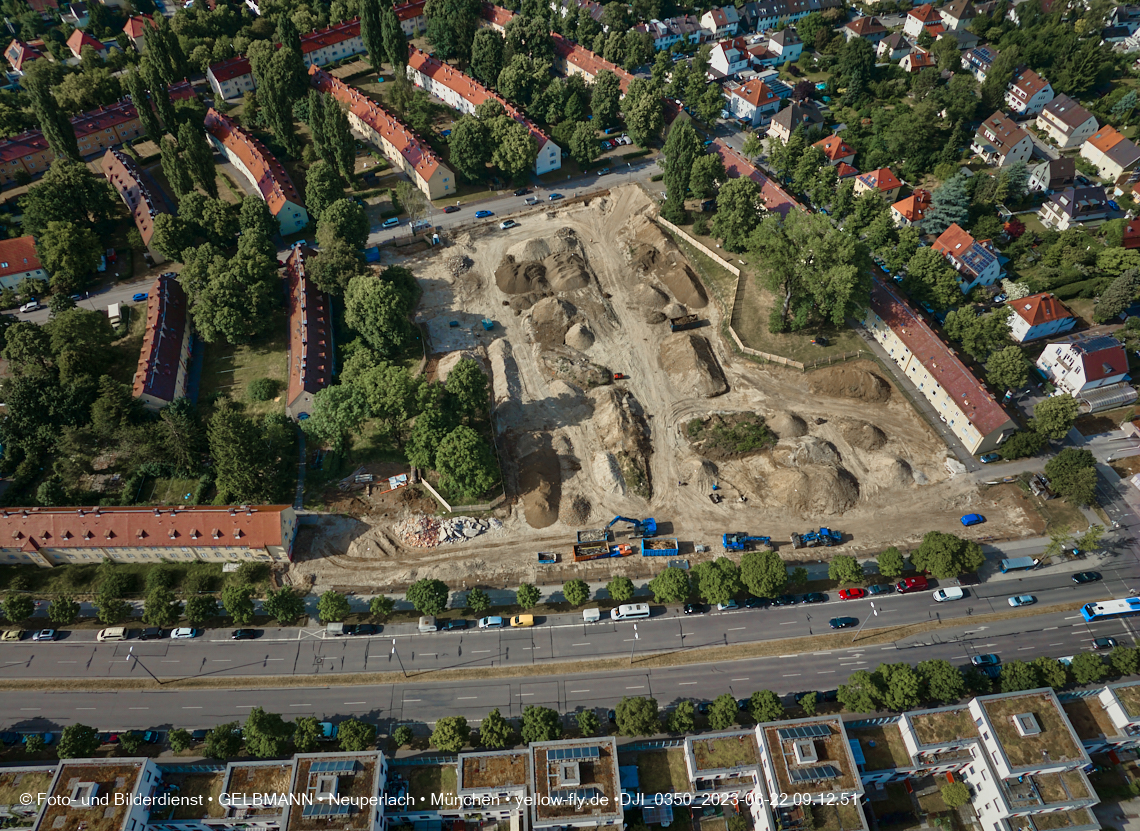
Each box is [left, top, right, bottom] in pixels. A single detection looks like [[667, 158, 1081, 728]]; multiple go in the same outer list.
[[582, 608, 601, 624], [418, 616, 437, 633], [610, 603, 650, 621], [933, 587, 965, 602], [97, 627, 128, 642]]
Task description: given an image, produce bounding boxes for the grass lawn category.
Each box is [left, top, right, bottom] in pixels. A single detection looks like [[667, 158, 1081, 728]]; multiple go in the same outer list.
[[106, 300, 149, 386], [871, 783, 918, 823], [1064, 297, 1097, 326], [139, 477, 202, 507], [198, 309, 290, 419], [637, 750, 690, 794], [1032, 493, 1090, 534], [404, 765, 457, 803]]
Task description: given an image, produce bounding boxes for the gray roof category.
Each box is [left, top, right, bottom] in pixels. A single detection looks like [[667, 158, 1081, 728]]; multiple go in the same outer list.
[[1041, 94, 1095, 131], [1047, 185, 1107, 218], [772, 101, 825, 131]]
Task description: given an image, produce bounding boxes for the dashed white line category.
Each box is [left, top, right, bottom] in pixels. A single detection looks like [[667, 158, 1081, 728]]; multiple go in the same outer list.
[[183, 706, 202, 709], [517, 693, 534, 697], [213, 659, 231, 662], [344, 702, 366, 705], [817, 670, 836, 674], [570, 689, 590, 694], [235, 705, 255, 708], [404, 699, 421, 702], [779, 621, 796, 625], [1044, 627, 1059, 631], [783, 673, 801, 677], [1064, 615, 1081, 620], [19, 708, 39, 711], [626, 685, 645, 690], [678, 682, 698, 685], [472, 650, 491, 653], [457, 697, 478, 700], [76, 707, 96, 710], [731, 678, 750, 682], [289, 704, 311, 707], [419, 653, 438, 657], [57, 661, 76, 663], [128, 707, 149, 710], [727, 627, 746, 632], [572, 643, 591, 646], [1049, 642, 1065, 646], [1018, 646, 1034, 651]]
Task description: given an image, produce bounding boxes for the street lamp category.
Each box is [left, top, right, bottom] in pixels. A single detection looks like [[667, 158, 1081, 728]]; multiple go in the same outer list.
[[851, 601, 878, 643], [391, 639, 408, 678], [629, 624, 639, 665], [127, 646, 163, 685]]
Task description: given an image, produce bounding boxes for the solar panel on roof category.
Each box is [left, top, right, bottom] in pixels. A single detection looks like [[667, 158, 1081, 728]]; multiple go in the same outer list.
[[788, 765, 839, 783], [777, 724, 831, 740], [548, 746, 600, 761], [311, 760, 358, 773], [302, 803, 355, 817]]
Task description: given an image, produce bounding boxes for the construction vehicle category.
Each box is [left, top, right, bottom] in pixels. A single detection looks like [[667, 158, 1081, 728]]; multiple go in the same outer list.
[[819, 528, 843, 546], [642, 538, 679, 557], [669, 314, 700, 332], [722, 533, 772, 551], [607, 516, 658, 538], [791, 528, 844, 549], [573, 542, 635, 562], [537, 551, 558, 564]]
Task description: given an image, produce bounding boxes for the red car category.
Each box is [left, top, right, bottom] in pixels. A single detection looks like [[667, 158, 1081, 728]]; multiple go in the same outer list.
[[896, 576, 929, 594], [838, 588, 865, 600]]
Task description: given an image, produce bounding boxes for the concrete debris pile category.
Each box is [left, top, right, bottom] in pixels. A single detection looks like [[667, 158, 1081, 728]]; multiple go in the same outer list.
[[394, 514, 505, 547], [446, 255, 473, 276]]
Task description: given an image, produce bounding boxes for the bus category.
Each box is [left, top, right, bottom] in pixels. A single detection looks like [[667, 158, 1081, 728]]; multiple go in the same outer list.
[[1080, 598, 1140, 622]]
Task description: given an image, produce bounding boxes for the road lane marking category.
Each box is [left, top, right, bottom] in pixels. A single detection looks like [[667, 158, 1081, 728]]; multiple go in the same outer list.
[[57, 661, 76, 663], [731, 678, 749, 681], [1044, 627, 1059, 631], [1064, 616, 1081, 620], [344, 702, 366, 705], [817, 670, 836, 674], [420, 653, 437, 656], [783, 673, 801, 677], [266, 658, 284, 661], [128, 707, 148, 710], [1050, 642, 1065, 646], [625, 685, 645, 689], [472, 650, 491, 653], [1018, 646, 1034, 650], [161, 660, 180, 663], [19, 708, 39, 711], [570, 689, 590, 693], [727, 627, 746, 631], [289, 704, 311, 707], [779, 621, 796, 625], [235, 705, 255, 708], [572, 643, 591, 646], [213, 659, 231, 662], [517, 693, 534, 697], [678, 682, 698, 685], [182, 706, 202, 709], [76, 707, 96, 710], [457, 696, 478, 700]]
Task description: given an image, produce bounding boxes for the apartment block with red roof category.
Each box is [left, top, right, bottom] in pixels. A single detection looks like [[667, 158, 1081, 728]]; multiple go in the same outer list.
[[720, 80, 777, 127], [551, 33, 633, 95], [205, 108, 309, 234], [709, 139, 805, 217], [397, 0, 428, 36], [102, 148, 170, 262], [813, 135, 855, 167], [0, 505, 299, 567], [890, 189, 930, 227], [0, 236, 47, 291], [284, 246, 333, 420], [904, 4, 944, 37], [406, 47, 561, 175], [122, 14, 156, 51], [1004, 67, 1054, 116], [971, 111, 1033, 168], [1081, 125, 1140, 182], [854, 167, 902, 201], [133, 273, 193, 412], [933, 222, 1001, 291], [310, 66, 455, 199], [863, 279, 1015, 453], [1037, 333, 1130, 397], [1005, 292, 1076, 343]]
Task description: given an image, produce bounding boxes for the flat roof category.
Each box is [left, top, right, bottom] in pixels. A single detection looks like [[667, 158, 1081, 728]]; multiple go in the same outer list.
[[846, 725, 911, 771], [1061, 698, 1120, 741], [531, 738, 621, 821], [1011, 807, 1097, 831], [908, 708, 979, 746], [763, 720, 858, 797], [38, 762, 144, 831], [288, 755, 379, 831], [157, 772, 227, 820], [1115, 684, 1140, 719], [690, 732, 761, 773], [813, 801, 867, 831], [460, 752, 529, 791], [400, 763, 457, 808], [223, 762, 294, 818], [1031, 770, 1090, 804], [0, 767, 55, 818], [980, 693, 1084, 767]]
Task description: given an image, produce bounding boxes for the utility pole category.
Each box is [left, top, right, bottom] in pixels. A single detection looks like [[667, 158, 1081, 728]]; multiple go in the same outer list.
[[391, 639, 408, 678], [851, 601, 878, 643], [127, 646, 163, 685], [629, 624, 639, 665]]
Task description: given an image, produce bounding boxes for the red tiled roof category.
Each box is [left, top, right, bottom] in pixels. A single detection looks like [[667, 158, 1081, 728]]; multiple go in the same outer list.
[[730, 80, 778, 107], [904, 47, 937, 70], [208, 55, 252, 83], [0, 505, 292, 554], [1008, 66, 1049, 98], [481, 1, 515, 26], [133, 273, 189, 403], [205, 107, 302, 218], [395, 0, 424, 20], [1124, 220, 1140, 249], [1087, 124, 1128, 154], [67, 28, 103, 56], [25, 0, 57, 13], [709, 139, 806, 218], [0, 236, 41, 281], [301, 18, 360, 54], [103, 148, 168, 247], [891, 189, 930, 222], [407, 46, 552, 151], [1054, 335, 1129, 383], [836, 162, 859, 178], [123, 14, 156, 38], [1007, 292, 1073, 326], [858, 167, 901, 192], [976, 110, 1028, 154], [552, 32, 633, 94], [909, 3, 941, 21], [870, 278, 1012, 437], [309, 65, 444, 182], [285, 246, 333, 413], [845, 15, 885, 34], [4, 38, 41, 71], [814, 135, 854, 161], [933, 222, 976, 257]]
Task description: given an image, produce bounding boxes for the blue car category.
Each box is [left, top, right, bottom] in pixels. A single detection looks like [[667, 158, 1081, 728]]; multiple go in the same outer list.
[[475, 210, 494, 218], [979, 453, 1000, 464], [132, 292, 148, 302], [1109, 200, 1120, 211], [960, 513, 985, 527], [548, 193, 564, 201]]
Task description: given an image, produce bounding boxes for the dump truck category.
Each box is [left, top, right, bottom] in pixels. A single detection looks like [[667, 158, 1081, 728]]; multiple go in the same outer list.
[[791, 531, 820, 549], [669, 314, 701, 332], [642, 538, 679, 557], [572, 542, 635, 562], [577, 528, 613, 543], [722, 533, 771, 551], [607, 516, 657, 538]]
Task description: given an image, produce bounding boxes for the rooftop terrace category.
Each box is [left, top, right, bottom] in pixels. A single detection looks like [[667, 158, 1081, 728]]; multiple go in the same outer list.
[[39, 762, 142, 831], [691, 732, 761, 772], [1062, 699, 1119, 741], [1115, 684, 1140, 720], [1009, 807, 1097, 831], [813, 801, 866, 831], [155, 772, 226, 821], [224, 762, 293, 818], [847, 725, 911, 771], [461, 752, 528, 791], [0, 768, 55, 808], [635, 750, 690, 795], [909, 708, 979, 746], [981, 694, 1083, 768], [401, 764, 457, 808], [763, 723, 858, 797], [288, 756, 379, 831], [533, 741, 620, 821]]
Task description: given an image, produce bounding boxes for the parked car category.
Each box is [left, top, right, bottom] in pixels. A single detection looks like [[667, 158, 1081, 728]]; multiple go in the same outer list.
[[772, 595, 797, 606], [0, 732, 20, 745], [696, 702, 711, 715], [132, 292, 148, 302], [442, 619, 468, 631], [867, 584, 893, 596], [382, 217, 400, 228], [231, 629, 257, 640], [548, 193, 565, 201], [960, 513, 986, 526], [524, 196, 540, 205], [499, 220, 519, 230], [597, 167, 610, 175], [801, 593, 826, 604], [1073, 571, 1102, 584], [829, 617, 857, 629], [513, 188, 530, 196], [19, 300, 42, 313], [1, 629, 23, 641], [744, 597, 768, 609], [171, 628, 199, 639], [933, 587, 965, 602], [31, 629, 57, 642], [443, 205, 460, 213], [351, 624, 378, 635], [475, 210, 495, 218], [896, 576, 929, 594], [139, 628, 163, 640], [98, 732, 119, 745], [190, 729, 208, 741], [837, 588, 865, 600], [980, 453, 1001, 464], [717, 599, 739, 611], [971, 653, 1000, 667], [1007, 595, 1036, 607], [683, 603, 705, 615]]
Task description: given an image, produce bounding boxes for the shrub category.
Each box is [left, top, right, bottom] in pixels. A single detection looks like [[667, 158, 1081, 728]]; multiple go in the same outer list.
[[247, 378, 281, 402], [692, 216, 709, 235]]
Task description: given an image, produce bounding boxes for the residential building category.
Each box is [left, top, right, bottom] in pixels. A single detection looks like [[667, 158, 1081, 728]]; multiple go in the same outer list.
[[0, 505, 299, 567], [900, 46, 937, 73], [1006, 292, 1076, 343], [528, 737, 624, 831], [844, 15, 887, 41], [700, 5, 740, 38], [102, 148, 170, 261], [32, 759, 159, 831], [726, 80, 782, 125], [455, 749, 530, 824], [482, 0, 515, 31], [854, 167, 902, 201], [122, 14, 155, 50], [25, 0, 57, 21], [971, 111, 1033, 167], [768, 28, 802, 63], [1126, 220, 1140, 249], [1072, 681, 1140, 752], [634, 15, 704, 50], [904, 4, 944, 37], [62, 2, 90, 28], [836, 161, 859, 179], [66, 29, 108, 59], [204, 107, 309, 235], [710, 139, 806, 217], [0, 236, 47, 291], [1039, 185, 1109, 231], [767, 100, 825, 142], [1005, 66, 1054, 116], [4, 38, 42, 73], [876, 32, 910, 60], [684, 729, 764, 798], [285, 246, 333, 421], [710, 37, 752, 77], [552, 33, 634, 94], [1027, 157, 1076, 192], [890, 188, 931, 226], [309, 67, 454, 199], [206, 56, 255, 101], [738, 0, 843, 31], [1036, 94, 1098, 150], [863, 278, 1015, 453], [944, 27, 979, 49], [396, 0, 427, 35], [962, 45, 997, 80], [406, 47, 561, 175], [1081, 125, 1140, 181], [133, 273, 193, 411], [1037, 333, 1130, 397], [939, 0, 975, 30], [933, 223, 1001, 291], [814, 134, 855, 166]]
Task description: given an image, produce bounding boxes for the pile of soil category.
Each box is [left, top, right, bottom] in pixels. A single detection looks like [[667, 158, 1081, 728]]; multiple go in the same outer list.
[[773, 436, 842, 468], [769, 410, 808, 439], [686, 413, 774, 461], [589, 386, 652, 498], [808, 364, 892, 403], [565, 322, 595, 350], [495, 255, 549, 295], [646, 311, 667, 324], [547, 379, 594, 423], [840, 419, 888, 451], [761, 466, 860, 515], [518, 445, 561, 528], [593, 452, 626, 495], [544, 252, 591, 291], [632, 240, 708, 309], [489, 339, 521, 406], [663, 302, 687, 319], [632, 283, 669, 308], [559, 494, 592, 526], [862, 457, 916, 496], [659, 333, 728, 398], [509, 238, 553, 262], [529, 297, 577, 347], [540, 347, 610, 387], [683, 458, 720, 492]]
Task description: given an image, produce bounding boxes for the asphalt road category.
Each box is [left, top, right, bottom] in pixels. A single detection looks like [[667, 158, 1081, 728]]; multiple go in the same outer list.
[[4, 603, 1137, 735]]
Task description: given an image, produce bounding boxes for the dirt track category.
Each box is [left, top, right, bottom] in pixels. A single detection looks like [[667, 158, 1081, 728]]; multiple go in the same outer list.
[[289, 186, 1038, 593]]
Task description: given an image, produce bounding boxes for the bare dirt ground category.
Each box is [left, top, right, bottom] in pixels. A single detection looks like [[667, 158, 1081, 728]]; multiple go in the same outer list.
[[289, 186, 1035, 593]]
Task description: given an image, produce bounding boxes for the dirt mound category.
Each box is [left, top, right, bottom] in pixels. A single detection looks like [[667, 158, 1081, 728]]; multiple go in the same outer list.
[[773, 436, 842, 468], [862, 457, 915, 496], [809, 364, 892, 403], [436, 350, 483, 383], [589, 386, 652, 498], [544, 252, 591, 291], [683, 458, 720, 491], [663, 302, 687, 319], [763, 466, 860, 516], [540, 347, 611, 387], [646, 311, 667, 324], [508, 238, 552, 262], [529, 297, 577, 347], [841, 419, 888, 451], [488, 338, 521, 407], [659, 333, 728, 398], [547, 379, 594, 422], [518, 445, 560, 529], [496, 255, 549, 295], [559, 494, 592, 526], [769, 411, 808, 438], [593, 451, 626, 495], [565, 322, 595, 350], [632, 283, 669, 308], [633, 242, 708, 309]]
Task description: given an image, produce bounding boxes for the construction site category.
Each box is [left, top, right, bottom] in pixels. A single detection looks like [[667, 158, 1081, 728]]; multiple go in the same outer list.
[[290, 185, 1039, 594]]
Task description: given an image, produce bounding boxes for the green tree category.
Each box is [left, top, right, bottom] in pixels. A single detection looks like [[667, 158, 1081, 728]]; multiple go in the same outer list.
[[1032, 656, 1069, 690], [293, 717, 322, 753], [305, 160, 345, 221], [263, 587, 306, 624], [520, 705, 562, 742], [436, 426, 497, 500], [20, 159, 118, 237], [185, 595, 219, 624], [392, 725, 414, 747], [24, 60, 79, 161], [606, 576, 635, 604], [1076, 525, 1105, 553], [207, 401, 284, 505], [479, 707, 512, 747], [1095, 270, 1140, 322], [448, 115, 491, 180], [1000, 660, 1040, 693], [922, 172, 971, 234], [90, 594, 128, 625], [244, 707, 294, 757], [23, 734, 45, 754], [798, 692, 818, 716], [749, 690, 784, 723], [466, 587, 492, 615], [563, 579, 590, 606], [1044, 447, 1098, 505], [407, 578, 450, 616], [37, 221, 99, 293], [125, 67, 162, 144], [445, 358, 490, 417], [591, 70, 622, 127], [1032, 395, 1080, 441], [690, 152, 726, 199], [623, 78, 663, 147], [369, 595, 396, 620], [57, 724, 100, 759], [303, 384, 369, 453], [360, 0, 385, 70], [1070, 651, 1107, 685], [345, 272, 414, 357], [649, 567, 690, 603], [221, 583, 255, 625], [161, 135, 194, 200], [471, 28, 505, 85], [320, 199, 369, 249], [204, 722, 243, 759], [661, 120, 701, 220], [941, 782, 970, 809], [828, 555, 863, 585], [668, 700, 696, 734], [916, 659, 965, 703], [143, 586, 182, 628], [877, 663, 922, 711], [48, 595, 80, 625], [615, 696, 660, 736], [568, 120, 601, 167], [902, 246, 963, 311], [987, 345, 1031, 393], [168, 728, 193, 753], [912, 531, 984, 579], [692, 557, 743, 605], [425, 0, 481, 64], [1000, 430, 1046, 460], [431, 715, 470, 752], [516, 583, 540, 609], [1112, 646, 1140, 677], [707, 693, 738, 730], [338, 719, 377, 751], [712, 177, 763, 252], [179, 121, 219, 198], [317, 590, 351, 623], [837, 670, 881, 713], [490, 116, 539, 180], [877, 547, 906, 579]]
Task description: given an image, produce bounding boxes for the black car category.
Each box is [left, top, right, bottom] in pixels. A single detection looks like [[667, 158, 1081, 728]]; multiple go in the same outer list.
[[139, 627, 164, 640], [801, 593, 827, 604], [443, 205, 460, 213], [744, 597, 769, 609], [696, 702, 711, 715], [514, 188, 530, 196], [866, 584, 893, 596], [829, 617, 857, 629], [1093, 637, 1119, 650], [1073, 571, 1102, 584], [443, 619, 468, 631], [772, 594, 797, 606], [351, 624, 377, 636], [190, 729, 208, 741], [736, 698, 750, 712], [683, 603, 705, 615], [231, 629, 257, 640], [607, 709, 616, 723]]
